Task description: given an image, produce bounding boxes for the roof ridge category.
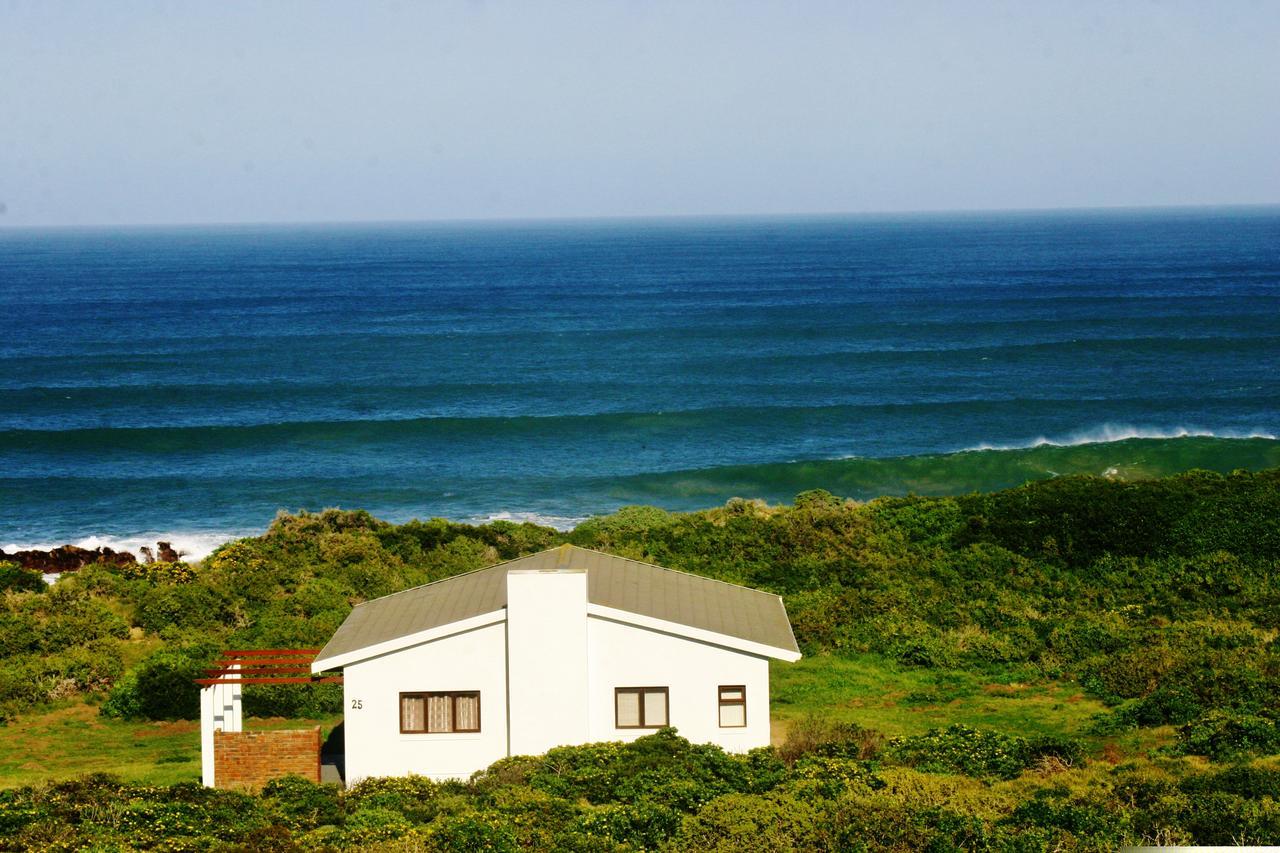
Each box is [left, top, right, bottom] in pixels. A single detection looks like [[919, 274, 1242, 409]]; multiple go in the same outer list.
[[350, 544, 781, 607], [570, 544, 786, 602], [347, 545, 570, 609]]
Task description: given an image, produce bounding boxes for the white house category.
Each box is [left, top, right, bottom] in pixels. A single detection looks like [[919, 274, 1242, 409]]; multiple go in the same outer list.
[[311, 544, 801, 783]]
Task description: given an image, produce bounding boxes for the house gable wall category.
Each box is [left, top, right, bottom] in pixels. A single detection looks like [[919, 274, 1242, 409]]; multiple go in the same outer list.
[[341, 620, 508, 784], [586, 614, 771, 750]]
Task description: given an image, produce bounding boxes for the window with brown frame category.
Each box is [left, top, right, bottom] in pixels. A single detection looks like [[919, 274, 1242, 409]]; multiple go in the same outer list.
[[615, 687, 668, 728], [399, 691, 480, 733], [718, 685, 746, 727]]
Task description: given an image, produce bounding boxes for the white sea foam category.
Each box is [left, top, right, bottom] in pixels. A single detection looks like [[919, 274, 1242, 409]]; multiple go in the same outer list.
[[963, 424, 1277, 453], [2, 514, 588, 563], [1, 531, 242, 563], [464, 511, 587, 531]]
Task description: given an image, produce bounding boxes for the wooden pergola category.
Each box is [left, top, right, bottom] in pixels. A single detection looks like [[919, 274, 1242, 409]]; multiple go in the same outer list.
[[196, 648, 343, 686]]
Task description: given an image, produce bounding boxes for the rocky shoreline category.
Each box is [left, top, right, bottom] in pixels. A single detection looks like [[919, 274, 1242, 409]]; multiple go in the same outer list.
[[0, 542, 183, 573]]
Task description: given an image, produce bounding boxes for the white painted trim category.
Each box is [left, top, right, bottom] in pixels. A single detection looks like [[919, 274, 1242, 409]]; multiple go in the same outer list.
[[312, 609, 508, 671], [586, 604, 802, 662]]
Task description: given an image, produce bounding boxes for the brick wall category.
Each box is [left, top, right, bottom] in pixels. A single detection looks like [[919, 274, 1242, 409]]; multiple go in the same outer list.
[[213, 727, 321, 789]]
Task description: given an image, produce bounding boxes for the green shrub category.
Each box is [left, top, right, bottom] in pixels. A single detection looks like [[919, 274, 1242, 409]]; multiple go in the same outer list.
[[565, 799, 681, 850], [424, 810, 518, 852], [826, 797, 1001, 852], [678, 791, 824, 852], [1005, 791, 1130, 848], [261, 775, 342, 831], [893, 636, 957, 668], [886, 725, 1034, 780], [100, 644, 215, 720], [1176, 711, 1280, 760], [790, 755, 884, 798], [120, 560, 197, 584], [45, 638, 125, 694], [338, 805, 413, 844], [1180, 764, 1280, 800], [1023, 734, 1086, 768], [1115, 685, 1206, 728], [0, 612, 39, 658], [242, 683, 342, 719], [343, 774, 439, 823], [778, 716, 883, 765], [134, 584, 231, 634], [525, 729, 758, 809], [0, 562, 44, 594], [485, 785, 579, 850]]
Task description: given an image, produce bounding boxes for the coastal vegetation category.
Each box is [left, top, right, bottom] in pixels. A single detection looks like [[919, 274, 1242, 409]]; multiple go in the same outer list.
[[2, 467, 1280, 848]]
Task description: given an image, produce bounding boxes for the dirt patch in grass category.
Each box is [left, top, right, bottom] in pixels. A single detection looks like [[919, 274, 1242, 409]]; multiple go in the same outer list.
[[982, 683, 1028, 697]]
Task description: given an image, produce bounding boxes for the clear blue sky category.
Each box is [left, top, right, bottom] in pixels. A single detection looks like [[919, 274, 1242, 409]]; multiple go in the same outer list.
[[2, 1, 1278, 226]]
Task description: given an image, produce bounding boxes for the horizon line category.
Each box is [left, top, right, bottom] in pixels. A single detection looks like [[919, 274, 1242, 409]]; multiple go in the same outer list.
[[2, 201, 1279, 232]]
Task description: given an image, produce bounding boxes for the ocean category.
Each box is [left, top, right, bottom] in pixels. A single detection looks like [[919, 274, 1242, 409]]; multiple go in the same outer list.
[[2, 208, 1278, 559]]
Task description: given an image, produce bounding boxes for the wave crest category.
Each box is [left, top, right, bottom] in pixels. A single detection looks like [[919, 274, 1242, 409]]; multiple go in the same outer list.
[[964, 424, 1277, 452]]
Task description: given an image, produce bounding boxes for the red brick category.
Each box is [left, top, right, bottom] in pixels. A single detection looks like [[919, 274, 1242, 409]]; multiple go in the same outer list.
[[213, 727, 321, 790]]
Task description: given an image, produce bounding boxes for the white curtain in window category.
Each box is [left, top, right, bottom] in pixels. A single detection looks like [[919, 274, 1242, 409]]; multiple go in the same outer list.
[[719, 703, 746, 727], [616, 690, 641, 726], [643, 689, 668, 726], [426, 694, 453, 732], [401, 695, 425, 732], [455, 693, 480, 731]]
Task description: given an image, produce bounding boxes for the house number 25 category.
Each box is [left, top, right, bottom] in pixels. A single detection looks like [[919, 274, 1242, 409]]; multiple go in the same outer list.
[[350, 699, 363, 709]]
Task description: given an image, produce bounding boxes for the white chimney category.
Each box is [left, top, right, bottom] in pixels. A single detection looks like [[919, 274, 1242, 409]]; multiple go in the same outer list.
[[505, 551, 588, 756]]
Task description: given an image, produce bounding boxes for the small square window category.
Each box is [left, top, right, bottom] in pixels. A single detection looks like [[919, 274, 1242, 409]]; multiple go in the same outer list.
[[718, 685, 746, 728]]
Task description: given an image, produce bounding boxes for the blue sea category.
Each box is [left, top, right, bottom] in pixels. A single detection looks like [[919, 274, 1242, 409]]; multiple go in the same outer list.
[[2, 208, 1279, 558]]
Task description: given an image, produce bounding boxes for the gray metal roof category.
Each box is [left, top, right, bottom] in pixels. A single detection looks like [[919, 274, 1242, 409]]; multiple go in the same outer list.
[[315, 545, 799, 665]]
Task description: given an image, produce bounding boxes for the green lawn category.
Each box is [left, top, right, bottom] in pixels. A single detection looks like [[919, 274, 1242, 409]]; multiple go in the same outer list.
[[771, 653, 1116, 744]]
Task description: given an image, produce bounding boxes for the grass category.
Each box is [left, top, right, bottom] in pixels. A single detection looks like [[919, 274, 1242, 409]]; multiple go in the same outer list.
[[771, 653, 1117, 744], [0, 702, 341, 789], [0, 652, 1159, 788]]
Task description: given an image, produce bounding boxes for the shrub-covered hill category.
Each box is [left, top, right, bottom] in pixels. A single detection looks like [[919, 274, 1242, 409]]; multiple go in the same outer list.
[[2, 467, 1280, 750]]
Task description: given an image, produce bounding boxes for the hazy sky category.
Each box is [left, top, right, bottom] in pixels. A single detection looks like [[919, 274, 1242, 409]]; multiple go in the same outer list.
[[2, 1, 1278, 226]]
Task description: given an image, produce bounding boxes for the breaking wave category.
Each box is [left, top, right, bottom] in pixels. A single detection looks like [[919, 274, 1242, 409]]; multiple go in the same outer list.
[[963, 424, 1277, 452], [600, 434, 1280, 506], [1, 531, 240, 563]]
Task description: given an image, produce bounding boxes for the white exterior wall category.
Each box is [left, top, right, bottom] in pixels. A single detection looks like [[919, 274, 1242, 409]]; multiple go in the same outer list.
[[586, 615, 773, 751], [199, 666, 242, 786], [506, 569, 588, 756], [341, 621, 508, 784]]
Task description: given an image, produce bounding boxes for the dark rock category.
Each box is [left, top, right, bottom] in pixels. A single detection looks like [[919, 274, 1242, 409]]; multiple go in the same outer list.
[[0, 544, 138, 573]]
